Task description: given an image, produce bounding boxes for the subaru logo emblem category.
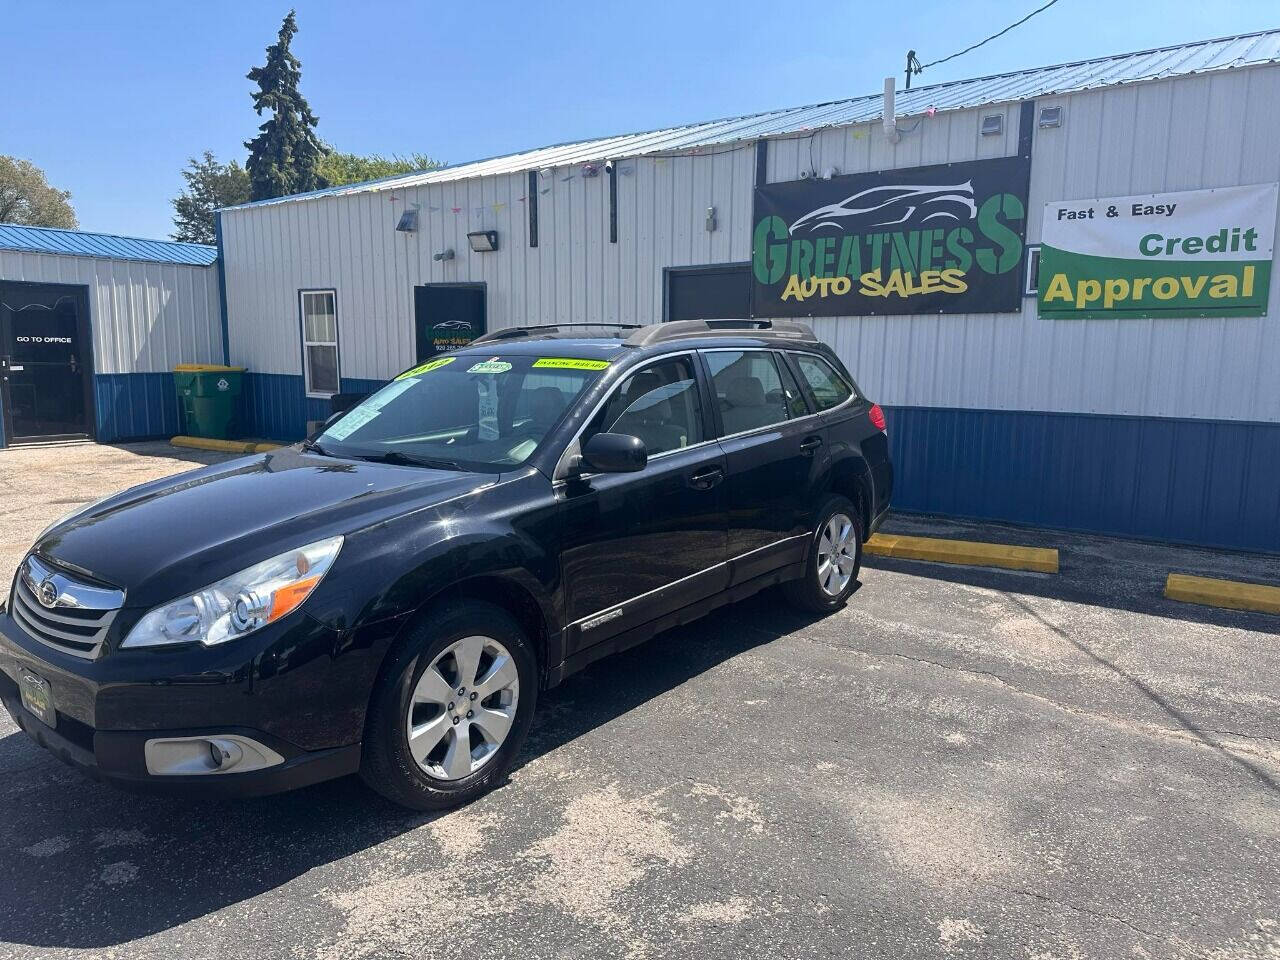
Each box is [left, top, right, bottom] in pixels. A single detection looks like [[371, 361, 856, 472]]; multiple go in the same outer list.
[[38, 579, 59, 608]]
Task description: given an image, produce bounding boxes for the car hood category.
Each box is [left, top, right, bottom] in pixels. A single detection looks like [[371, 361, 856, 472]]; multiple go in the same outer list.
[[33, 447, 492, 608]]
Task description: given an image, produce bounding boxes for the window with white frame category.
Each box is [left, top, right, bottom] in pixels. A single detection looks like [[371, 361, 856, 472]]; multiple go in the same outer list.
[[301, 290, 339, 396]]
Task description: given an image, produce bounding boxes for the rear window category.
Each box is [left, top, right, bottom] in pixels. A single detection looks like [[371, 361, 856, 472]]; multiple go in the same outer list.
[[793, 354, 854, 411]]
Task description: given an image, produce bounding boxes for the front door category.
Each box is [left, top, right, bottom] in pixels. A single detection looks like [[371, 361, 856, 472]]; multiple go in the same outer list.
[[557, 354, 728, 656], [0, 282, 94, 443], [414, 284, 486, 362]]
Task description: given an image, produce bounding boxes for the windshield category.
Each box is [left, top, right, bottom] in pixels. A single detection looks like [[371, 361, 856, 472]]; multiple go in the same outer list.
[[317, 354, 609, 472]]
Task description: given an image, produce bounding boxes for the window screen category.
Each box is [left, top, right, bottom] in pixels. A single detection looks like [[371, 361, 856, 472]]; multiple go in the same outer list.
[[301, 291, 339, 396], [794, 354, 853, 411]]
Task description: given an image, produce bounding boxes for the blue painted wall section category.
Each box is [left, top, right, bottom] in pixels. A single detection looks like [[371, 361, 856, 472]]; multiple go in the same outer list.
[[78, 371, 1274, 554], [884, 406, 1280, 554], [94, 373, 182, 443], [240, 373, 384, 442]]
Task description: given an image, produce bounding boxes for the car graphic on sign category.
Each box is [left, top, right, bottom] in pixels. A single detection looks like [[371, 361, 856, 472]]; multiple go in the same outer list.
[[433, 319, 473, 331], [789, 182, 978, 234]]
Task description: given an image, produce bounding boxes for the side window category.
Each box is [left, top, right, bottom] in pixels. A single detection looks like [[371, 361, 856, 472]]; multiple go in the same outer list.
[[704, 350, 797, 436], [794, 354, 854, 411], [301, 290, 339, 397], [588, 356, 704, 456]]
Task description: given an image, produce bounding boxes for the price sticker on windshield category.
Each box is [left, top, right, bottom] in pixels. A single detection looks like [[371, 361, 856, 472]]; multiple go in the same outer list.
[[532, 358, 610, 370], [395, 356, 455, 380], [324, 406, 380, 441], [467, 359, 512, 374]]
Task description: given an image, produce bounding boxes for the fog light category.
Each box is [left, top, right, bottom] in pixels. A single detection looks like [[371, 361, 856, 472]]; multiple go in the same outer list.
[[145, 735, 282, 776]]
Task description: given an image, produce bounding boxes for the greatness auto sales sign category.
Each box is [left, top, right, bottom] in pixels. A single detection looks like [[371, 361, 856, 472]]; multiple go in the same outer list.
[[751, 155, 1032, 317]]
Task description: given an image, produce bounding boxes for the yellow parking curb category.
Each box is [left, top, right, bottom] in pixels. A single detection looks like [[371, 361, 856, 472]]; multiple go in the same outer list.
[[1164, 573, 1280, 615], [864, 533, 1059, 573], [170, 436, 282, 454]]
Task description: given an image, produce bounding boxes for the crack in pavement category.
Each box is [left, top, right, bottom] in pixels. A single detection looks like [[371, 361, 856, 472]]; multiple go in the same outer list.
[[997, 882, 1203, 952], [726, 617, 1280, 771]]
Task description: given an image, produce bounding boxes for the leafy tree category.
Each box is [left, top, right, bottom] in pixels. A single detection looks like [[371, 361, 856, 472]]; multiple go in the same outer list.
[[317, 150, 442, 187], [0, 156, 76, 228], [171, 151, 251, 244], [244, 10, 327, 201]]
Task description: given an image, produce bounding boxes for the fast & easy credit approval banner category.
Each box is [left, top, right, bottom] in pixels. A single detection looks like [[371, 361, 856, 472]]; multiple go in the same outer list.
[[752, 156, 1032, 317], [1039, 183, 1278, 319]]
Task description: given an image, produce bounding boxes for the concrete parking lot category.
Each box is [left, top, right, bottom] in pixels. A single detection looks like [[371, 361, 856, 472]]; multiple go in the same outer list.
[[0, 442, 1277, 960]]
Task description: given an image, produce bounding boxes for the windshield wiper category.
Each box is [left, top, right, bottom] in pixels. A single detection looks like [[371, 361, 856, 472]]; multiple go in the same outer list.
[[300, 439, 330, 456], [365, 451, 461, 470]]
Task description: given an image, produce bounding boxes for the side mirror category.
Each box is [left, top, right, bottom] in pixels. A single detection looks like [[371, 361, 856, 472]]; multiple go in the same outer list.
[[581, 433, 647, 473]]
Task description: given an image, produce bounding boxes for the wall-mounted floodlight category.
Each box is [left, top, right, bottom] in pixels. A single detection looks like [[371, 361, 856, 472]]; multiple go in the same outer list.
[[1038, 106, 1063, 128], [467, 230, 499, 253], [395, 208, 419, 232], [981, 115, 1003, 136]]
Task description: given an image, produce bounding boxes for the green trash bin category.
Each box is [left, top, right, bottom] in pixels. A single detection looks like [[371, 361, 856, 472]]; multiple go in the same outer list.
[[173, 364, 245, 439]]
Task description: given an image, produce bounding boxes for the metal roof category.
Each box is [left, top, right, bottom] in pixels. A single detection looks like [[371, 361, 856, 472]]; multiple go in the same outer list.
[[0, 223, 217, 266], [226, 27, 1280, 212]]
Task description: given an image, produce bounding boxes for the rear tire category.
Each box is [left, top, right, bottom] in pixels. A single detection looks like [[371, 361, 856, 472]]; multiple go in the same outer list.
[[360, 600, 538, 811], [783, 495, 863, 613]]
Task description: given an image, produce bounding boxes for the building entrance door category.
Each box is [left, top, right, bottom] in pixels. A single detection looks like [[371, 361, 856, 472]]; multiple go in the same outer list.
[[0, 282, 94, 443]]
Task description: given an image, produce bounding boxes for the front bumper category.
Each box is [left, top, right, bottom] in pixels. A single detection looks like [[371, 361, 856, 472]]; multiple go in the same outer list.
[[1, 675, 358, 797], [0, 605, 381, 798]]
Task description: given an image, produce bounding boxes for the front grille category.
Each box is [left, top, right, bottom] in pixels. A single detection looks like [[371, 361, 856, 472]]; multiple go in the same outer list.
[[9, 556, 123, 660]]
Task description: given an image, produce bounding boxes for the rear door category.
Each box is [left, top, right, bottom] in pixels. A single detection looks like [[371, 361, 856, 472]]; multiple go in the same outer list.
[[792, 350, 892, 523], [556, 353, 728, 656], [702, 347, 827, 584]]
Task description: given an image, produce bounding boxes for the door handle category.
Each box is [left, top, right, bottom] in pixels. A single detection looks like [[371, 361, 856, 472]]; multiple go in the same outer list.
[[687, 466, 724, 490], [799, 436, 824, 456]]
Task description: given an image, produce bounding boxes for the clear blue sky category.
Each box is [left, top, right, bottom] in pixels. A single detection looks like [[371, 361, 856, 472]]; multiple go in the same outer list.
[[4, 0, 1277, 242]]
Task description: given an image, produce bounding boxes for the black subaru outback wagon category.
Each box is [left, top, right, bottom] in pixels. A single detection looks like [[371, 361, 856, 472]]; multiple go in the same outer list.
[[0, 319, 891, 810]]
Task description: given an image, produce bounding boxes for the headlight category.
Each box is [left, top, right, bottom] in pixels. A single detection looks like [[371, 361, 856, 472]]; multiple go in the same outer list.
[[121, 536, 344, 649]]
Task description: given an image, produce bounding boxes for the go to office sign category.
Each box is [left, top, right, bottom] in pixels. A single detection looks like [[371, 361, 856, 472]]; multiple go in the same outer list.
[[1039, 183, 1278, 319]]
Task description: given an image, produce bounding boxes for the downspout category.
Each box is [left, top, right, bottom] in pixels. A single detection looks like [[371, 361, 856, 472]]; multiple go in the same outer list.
[[214, 211, 231, 366]]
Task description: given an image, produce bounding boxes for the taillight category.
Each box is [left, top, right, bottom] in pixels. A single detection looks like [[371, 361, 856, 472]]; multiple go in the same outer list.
[[868, 403, 886, 432]]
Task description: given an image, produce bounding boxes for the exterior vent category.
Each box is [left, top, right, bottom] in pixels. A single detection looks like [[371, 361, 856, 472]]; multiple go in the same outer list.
[[1038, 106, 1063, 128], [981, 115, 1003, 136]]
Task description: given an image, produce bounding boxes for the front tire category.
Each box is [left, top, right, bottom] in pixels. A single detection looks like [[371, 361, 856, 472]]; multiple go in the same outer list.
[[783, 495, 863, 613], [360, 600, 538, 811]]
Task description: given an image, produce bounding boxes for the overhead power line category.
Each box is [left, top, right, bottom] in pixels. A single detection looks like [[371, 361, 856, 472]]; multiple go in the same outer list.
[[906, 0, 1063, 88]]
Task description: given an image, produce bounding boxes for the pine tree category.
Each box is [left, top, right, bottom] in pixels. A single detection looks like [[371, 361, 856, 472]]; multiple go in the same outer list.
[[171, 152, 251, 244], [244, 10, 327, 201]]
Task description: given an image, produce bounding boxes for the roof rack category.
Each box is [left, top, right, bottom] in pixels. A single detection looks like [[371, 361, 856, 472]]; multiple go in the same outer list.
[[470, 323, 643, 345], [623, 318, 818, 347]]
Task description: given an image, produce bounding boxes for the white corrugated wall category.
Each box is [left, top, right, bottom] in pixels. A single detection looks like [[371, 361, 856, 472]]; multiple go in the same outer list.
[[0, 250, 223, 373], [220, 63, 1280, 426]]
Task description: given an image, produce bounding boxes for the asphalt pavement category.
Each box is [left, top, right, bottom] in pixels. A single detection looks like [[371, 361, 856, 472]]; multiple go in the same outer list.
[[0, 443, 1276, 959]]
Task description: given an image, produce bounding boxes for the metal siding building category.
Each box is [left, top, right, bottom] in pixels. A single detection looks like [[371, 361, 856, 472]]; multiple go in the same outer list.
[[0, 226, 222, 447], [219, 30, 1280, 552]]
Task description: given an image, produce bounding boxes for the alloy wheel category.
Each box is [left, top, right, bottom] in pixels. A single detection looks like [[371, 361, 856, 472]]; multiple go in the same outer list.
[[406, 635, 520, 781], [817, 512, 857, 597]]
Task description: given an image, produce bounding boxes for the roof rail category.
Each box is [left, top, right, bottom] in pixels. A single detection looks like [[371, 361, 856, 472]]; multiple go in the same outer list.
[[623, 318, 818, 347], [470, 322, 643, 345]]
